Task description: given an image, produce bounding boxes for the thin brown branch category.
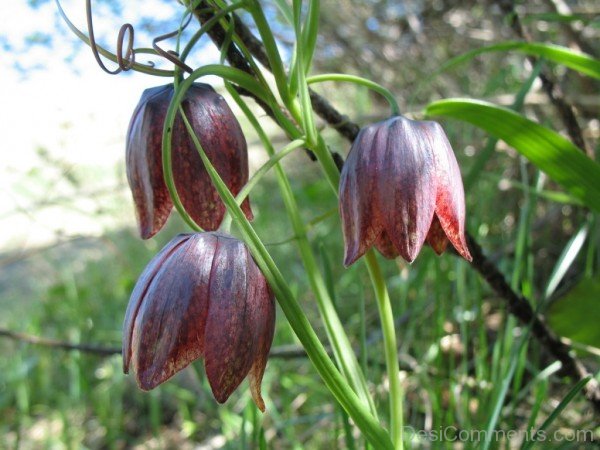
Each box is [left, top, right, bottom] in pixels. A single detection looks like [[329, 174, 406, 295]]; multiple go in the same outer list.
[[0, 328, 384, 363], [0, 328, 119, 356], [196, 5, 600, 413], [0, 328, 306, 359]]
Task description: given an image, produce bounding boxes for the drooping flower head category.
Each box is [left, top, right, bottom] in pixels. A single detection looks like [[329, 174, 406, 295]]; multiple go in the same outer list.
[[339, 116, 472, 266], [122, 232, 275, 411], [126, 83, 253, 239]]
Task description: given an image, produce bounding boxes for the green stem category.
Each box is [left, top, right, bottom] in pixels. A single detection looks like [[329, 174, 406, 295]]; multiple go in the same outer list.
[[298, 80, 404, 450], [227, 33, 306, 139], [180, 2, 247, 63], [168, 74, 393, 450], [246, 0, 291, 107], [307, 74, 401, 116], [292, 0, 318, 147], [220, 137, 306, 231], [301, 0, 320, 74], [313, 135, 344, 196], [364, 251, 404, 450], [227, 86, 379, 418]]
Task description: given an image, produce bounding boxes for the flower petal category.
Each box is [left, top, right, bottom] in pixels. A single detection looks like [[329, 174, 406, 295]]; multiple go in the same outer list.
[[244, 246, 275, 412], [204, 234, 258, 404], [426, 214, 449, 255], [379, 118, 437, 263], [126, 85, 174, 239], [340, 124, 386, 266], [173, 84, 253, 231], [374, 230, 400, 259], [130, 233, 216, 390], [428, 123, 472, 261], [123, 233, 190, 373]]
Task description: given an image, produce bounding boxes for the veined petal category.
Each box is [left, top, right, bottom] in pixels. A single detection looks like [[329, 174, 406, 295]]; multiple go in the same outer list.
[[126, 85, 174, 239], [174, 84, 253, 231], [380, 117, 437, 263], [123, 233, 190, 373], [130, 233, 216, 390], [244, 246, 275, 412], [427, 123, 472, 261], [340, 124, 386, 266], [204, 234, 257, 404], [374, 230, 400, 259]]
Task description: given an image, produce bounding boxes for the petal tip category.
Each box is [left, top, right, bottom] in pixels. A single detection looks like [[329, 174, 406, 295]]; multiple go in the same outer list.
[[136, 371, 160, 391], [460, 247, 473, 262], [251, 387, 266, 413], [343, 251, 359, 267]]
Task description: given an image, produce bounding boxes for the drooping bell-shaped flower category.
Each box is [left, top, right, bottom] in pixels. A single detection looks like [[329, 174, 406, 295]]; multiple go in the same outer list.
[[122, 232, 275, 411], [339, 116, 472, 266], [126, 83, 253, 239]]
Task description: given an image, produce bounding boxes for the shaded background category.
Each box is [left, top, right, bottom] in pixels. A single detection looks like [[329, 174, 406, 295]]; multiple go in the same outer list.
[[1, 0, 599, 448]]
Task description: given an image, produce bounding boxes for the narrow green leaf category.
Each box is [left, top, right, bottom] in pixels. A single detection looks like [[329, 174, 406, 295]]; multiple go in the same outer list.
[[521, 375, 592, 450], [522, 13, 592, 25], [425, 99, 600, 212], [480, 326, 532, 450], [441, 41, 600, 80], [544, 224, 589, 300], [273, 0, 294, 24], [307, 74, 400, 116], [302, 0, 320, 74], [247, 0, 291, 105]]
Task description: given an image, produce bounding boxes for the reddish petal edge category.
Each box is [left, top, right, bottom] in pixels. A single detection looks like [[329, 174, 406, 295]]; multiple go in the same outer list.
[[426, 214, 449, 255], [246, 247, 275, 412], [429, 122, 472, 262]]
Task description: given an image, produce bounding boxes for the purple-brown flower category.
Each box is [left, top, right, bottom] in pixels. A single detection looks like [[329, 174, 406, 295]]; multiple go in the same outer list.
[[122, 232, 275, 411], [126, 83, 253, 239], [339, 116, 472, 266]]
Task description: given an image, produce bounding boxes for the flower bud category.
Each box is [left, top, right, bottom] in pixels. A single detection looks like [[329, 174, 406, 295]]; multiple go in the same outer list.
[[339, 116, 472, 266], [122, 232, 275, 411], [126, 83, 253, 239]]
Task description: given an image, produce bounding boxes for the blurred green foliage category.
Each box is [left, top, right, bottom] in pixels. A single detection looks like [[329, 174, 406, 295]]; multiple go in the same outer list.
[[1, 0, 599, 448]]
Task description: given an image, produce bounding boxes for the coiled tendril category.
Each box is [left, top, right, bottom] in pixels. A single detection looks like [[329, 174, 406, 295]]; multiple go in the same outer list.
[[86, 0, 135, 74], [83, 0, 194, 75]]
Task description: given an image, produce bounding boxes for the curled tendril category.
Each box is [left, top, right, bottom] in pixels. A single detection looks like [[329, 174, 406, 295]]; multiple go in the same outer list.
[[86, 0, 135, 74], [152, 13, 194, 74], [84, 0, 194, 75]]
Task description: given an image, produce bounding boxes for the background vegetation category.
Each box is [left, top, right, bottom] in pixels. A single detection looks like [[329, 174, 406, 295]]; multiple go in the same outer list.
[[1, 0, 599, 448]]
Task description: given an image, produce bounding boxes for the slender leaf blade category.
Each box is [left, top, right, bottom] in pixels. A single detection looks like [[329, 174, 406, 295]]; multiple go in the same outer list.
[[441, 41, 600, 80]]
